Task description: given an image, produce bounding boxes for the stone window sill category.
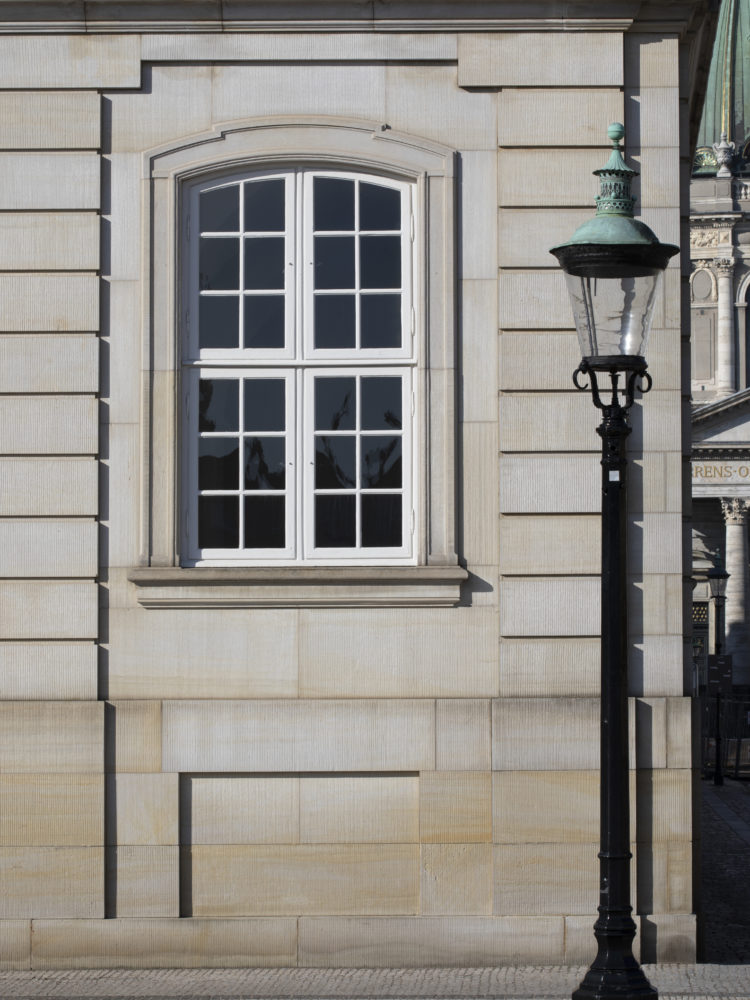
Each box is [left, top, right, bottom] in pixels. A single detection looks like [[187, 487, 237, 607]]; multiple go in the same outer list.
[[128, 565, 468, 608]]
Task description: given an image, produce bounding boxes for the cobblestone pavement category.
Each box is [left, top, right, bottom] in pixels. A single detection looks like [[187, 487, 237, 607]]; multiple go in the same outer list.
[[1, 781, 749, 1000], [700, 778, 750, 964]]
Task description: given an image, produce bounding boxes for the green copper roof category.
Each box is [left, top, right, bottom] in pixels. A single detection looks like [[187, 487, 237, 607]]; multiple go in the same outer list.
[[695, 0, 750, 173]]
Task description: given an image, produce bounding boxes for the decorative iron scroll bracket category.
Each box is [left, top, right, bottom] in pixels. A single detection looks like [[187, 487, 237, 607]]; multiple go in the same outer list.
[[573, 358, 652, 412]]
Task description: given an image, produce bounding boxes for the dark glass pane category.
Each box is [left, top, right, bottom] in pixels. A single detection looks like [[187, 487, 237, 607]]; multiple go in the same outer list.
[[244, 178, 285, 232], [314, 236, 355, 290], [199, 495, 239, 549], [361, 376, 401, 430], [314, 377, 355, 431], [313, 177, 355, 231], [244, 237, 285, 290], [199, 296, 239, 350], [200, 238, 239, 291], [362, 494, 402, 547], [200, 186, 239, 233], [245, 496, 285, 548], [360, 183, 400, 231], [199, 379, 239, 432], [244, 379, 285, 432], [361, 436, 402, 488], [199, 438, 239, 490], [361, 294, 401, 349], [244, 296, 285, 349], [360, 235, 401, 289], [315, 436, 355, 488], [244, 437, 285, 490], [315, 494, 355, 548], [314, 295, 355, 349]]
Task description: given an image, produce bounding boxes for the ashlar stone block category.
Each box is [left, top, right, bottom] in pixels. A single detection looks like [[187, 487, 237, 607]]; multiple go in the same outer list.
[[0, 702, 102, 773], [0, 275, 98, 332], [0, 774, 103, 847], [499, 332, 581, 391], [499, 578, 600, 638], [0, 919, 30, 970], [420, 771, 492, 844], [298, 915, 564, 966], [435, 699, 491, 771], [0, 214, 99, 271], [300, 776, 419, 845], [494, 843, 599, 916], [0, 92, 100, 150], [0, 642, 97, 701], [108, 701, 162, 774], [31, 917, 297, 968], [499, 639, 599, 698], [493, 698, 602, 771], [0, 335, 97, 393], [163, 699, 435, 773], [186, 776, 299, 846], [421, 843, 492, 915], [458, 33, 623, 87], [0, 847, 103, 918], [108, 846, 179, 918], [0, 154, 99, 210], [499, 455, 599, 515], [0, 35, 141, 89], [0, 458, 97, 517], [499, 150, 608, 208], [188, 843, 419, 916], [0, 519, 97, 578], [0, 396, 97, 455], [0, 581, 98, 640], [110, 774, 178, 846], [498, 89, 624, 146], [498, 516, 600, 575]]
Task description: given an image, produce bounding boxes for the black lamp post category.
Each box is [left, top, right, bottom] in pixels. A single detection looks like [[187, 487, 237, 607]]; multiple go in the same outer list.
[[707, 566, 729, 786], [550, 123, 679, 1000]]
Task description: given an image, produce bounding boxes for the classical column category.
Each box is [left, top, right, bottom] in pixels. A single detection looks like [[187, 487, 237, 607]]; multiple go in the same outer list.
[[715, 259, 736, 394], [720, 497, 750, 686]]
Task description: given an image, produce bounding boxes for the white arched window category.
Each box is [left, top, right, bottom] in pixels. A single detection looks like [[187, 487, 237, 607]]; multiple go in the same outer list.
[[183, 168, 416, 565]]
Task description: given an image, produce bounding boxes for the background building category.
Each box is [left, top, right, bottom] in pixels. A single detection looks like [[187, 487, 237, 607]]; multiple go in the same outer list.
[[0, 0, 714, 971], [690, 0, 750, 698]]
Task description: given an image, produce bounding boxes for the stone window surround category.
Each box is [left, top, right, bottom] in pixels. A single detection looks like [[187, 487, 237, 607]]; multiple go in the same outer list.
[[129, 117, 467, 607]]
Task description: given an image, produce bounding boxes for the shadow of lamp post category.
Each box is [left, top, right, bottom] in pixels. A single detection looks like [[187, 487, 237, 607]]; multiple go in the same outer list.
[[708, 565, 729, 786], [550, 123, 679, 1000]]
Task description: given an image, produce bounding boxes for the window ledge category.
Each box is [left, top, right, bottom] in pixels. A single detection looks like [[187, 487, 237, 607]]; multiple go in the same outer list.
[[128, 565, 468, 608]]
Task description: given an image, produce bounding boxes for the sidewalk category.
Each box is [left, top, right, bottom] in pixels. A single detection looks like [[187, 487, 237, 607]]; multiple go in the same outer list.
[[1, 782, 748, 1000], [0, 964, 749, 1000]]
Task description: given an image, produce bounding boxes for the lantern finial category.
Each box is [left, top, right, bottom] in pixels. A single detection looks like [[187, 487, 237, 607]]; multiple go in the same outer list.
[[594, 123, 637, 218]]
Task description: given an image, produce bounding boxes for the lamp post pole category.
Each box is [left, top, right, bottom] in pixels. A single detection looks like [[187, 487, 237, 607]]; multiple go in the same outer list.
[[708, 566, 729, 787], [551, 123, 679, 1000]]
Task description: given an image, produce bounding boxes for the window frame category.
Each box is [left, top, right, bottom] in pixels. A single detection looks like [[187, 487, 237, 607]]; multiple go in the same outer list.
[[132, 118, 465, 606]]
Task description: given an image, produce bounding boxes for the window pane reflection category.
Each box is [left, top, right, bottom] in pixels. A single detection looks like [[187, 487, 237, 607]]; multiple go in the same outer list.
[[245, 179, 285, 232], [314, 236, 355, 289], [199, 296, 239, 350], [314, 295, 355, 349], [316, 436, 355, 488], [360, 183, 400, 231], [244, 296, 284, 349], [245, 496, 285, 548], [361, 377, 401, 430], [199, 496, 239, 548], [244, 437, 285, 490], [315, 377, 355, 430], [314, 177, 354, 231], [200, 186, 239, 232], [360, 235, 401, 289], [362, 494, 401, 547], [316, 495, 355, 548], [361, 294, 401, 349], [361, 436, 401, 488], [244, 379, 285, 432], [199, 438, 239, 490], [200, 238, 239, 290], [245, 237, 285, 290], [199, 379, 238, 432]]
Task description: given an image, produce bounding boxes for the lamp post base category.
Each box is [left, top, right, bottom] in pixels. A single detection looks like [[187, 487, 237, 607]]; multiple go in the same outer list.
[[573, 923, 657, 1000]]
